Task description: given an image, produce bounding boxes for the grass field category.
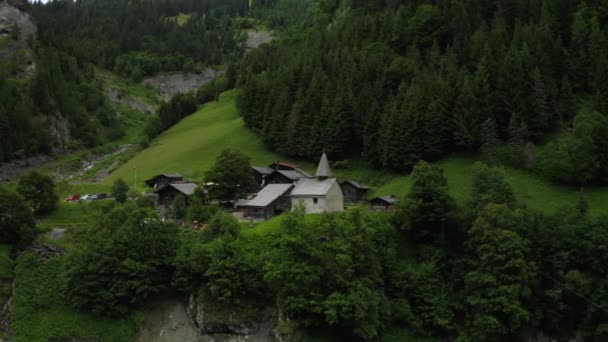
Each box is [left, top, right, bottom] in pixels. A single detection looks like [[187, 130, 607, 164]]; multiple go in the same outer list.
[[105, 90, 302, 188]]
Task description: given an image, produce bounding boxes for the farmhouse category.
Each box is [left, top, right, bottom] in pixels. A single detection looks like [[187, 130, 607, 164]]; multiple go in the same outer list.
[[155, 182, 198, 206], [340, 180, 371, 204], [370, 195, 399, 212], [144, 173, 184, 190], [290, 153, 344, 214], [237, 183, 293, 220]]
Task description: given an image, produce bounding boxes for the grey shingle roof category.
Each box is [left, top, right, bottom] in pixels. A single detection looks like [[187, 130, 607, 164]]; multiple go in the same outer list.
[[315, 152, 332, 178], [241, 184, 293, 207], [168, 183, 198, 196], [252, 166, 274, 175], [276, 169, 311, 180], [290, 178, 337, 197], [341, 180, 371, 190], [373, 195, 399, 204]]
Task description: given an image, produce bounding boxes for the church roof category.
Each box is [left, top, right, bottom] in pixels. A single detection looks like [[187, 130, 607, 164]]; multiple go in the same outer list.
[[315, 152, 332, 178]]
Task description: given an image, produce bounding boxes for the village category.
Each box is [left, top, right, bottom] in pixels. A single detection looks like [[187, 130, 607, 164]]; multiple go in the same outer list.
[[144, 153, 400, 222]]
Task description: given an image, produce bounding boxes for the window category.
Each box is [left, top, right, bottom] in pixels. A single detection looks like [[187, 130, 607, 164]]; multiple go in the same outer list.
[[313, 197, 318, 204]]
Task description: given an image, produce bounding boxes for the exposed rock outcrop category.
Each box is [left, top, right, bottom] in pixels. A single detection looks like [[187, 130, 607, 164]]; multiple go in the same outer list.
[[187, 295, 276, 342], [143, 70, 221, 101], [0, 0, 37, 77]]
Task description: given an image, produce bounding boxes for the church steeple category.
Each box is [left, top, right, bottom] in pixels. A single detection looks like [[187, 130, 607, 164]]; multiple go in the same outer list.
[[315, 152, 332, 179]]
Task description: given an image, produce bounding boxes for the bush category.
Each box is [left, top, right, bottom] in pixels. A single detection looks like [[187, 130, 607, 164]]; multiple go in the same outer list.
[[16, 171, 58, 216], [0, 186, 36, 246]]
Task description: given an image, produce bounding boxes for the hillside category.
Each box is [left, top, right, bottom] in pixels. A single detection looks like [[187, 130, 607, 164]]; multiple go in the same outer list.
[[102, 90, 608, 215]]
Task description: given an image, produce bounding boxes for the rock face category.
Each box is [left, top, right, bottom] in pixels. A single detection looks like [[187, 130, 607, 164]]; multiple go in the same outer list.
[[0, 0, 37, 77], [143, 70, 221, 101], [0, 0, 36, 40], [244, 31, 273, 50], [187, 295, 276, 342]]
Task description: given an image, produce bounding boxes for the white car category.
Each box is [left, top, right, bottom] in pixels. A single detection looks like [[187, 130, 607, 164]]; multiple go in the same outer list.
[[80, 194, 94, 201]]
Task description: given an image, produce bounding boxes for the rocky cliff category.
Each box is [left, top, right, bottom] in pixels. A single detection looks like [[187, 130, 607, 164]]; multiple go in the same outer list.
[[0, 0, 36, 77]]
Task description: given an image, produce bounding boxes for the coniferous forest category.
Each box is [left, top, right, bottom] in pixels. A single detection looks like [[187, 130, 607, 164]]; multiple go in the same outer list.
[[237, 0, 608, 185]]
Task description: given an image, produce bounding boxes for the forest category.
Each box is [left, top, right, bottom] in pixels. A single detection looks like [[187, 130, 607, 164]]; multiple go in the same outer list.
[[0, 0, 257, 162], [236, 0, 608, 185]]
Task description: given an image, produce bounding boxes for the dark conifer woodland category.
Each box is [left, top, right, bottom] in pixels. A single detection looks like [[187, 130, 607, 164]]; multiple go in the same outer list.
[[237, 0, 608, 184]]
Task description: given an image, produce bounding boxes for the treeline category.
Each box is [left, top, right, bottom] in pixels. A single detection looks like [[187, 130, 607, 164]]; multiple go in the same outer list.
[[236, 0, 608, 184], [10, 160, 601, 341], [30, 0, 249, 80]]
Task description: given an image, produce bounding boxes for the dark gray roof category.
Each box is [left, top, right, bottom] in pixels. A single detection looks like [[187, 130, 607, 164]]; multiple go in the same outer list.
[[290, 178, 337, 197], [277, 169, 311, 180], [241, 184, 293, 207], [315, 152, 332, 178], [372, 195, 399, 204], [252, 166, 274, 175], [340, 180, 370, 190], [156, 182, 198, 196], [161, 173, 183, 178]]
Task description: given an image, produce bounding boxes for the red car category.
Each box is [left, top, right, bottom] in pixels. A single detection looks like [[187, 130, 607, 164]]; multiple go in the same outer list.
[[66, 194, 81, 202]]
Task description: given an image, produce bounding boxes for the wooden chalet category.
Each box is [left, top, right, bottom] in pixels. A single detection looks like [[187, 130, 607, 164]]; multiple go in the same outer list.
[[155, 182, 198, 206], [340, 180, 371, 204], [237, 183, 293, 220], [369, 195, 399, 212], [144, 173, 184, 190]]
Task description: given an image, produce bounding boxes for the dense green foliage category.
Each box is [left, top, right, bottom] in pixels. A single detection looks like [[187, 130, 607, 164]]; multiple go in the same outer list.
[[237, 0, 608, 184], [64, 203, 178, 315], [30, 0, 248, 79], [111, 178, 129, 203], [0, 186, 36, 247], [12, 251, 144, 342], [204, 149, 258, 202], [16, 171, 58, 215]]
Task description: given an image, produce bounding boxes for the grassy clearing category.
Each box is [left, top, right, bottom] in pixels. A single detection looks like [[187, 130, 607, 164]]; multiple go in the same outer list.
[[105, 90, 308, 188], [372, 157, 608, 216], [11, 252, 144, 342]]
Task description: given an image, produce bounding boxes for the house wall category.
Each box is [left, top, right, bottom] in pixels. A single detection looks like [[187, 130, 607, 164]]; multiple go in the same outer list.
[[292, 182, 344, 214]]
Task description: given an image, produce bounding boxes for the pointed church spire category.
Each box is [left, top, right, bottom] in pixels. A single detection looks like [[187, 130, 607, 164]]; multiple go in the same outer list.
[[315, 152, 332, 179]]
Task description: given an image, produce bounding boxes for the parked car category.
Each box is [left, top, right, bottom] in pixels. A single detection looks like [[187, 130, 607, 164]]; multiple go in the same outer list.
[[80, 194, 94, 201], [97, 193, 109, 200], [66, 194, 81, 202]]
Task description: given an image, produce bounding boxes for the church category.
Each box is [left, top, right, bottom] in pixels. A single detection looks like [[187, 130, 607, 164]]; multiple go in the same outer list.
[[290, 152, 344, 214]]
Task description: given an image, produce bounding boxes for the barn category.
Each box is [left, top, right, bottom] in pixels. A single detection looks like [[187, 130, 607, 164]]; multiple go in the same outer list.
[[340, 180, 371, 204], [155, 182, 198, 206], [144, 173, 184, 190]]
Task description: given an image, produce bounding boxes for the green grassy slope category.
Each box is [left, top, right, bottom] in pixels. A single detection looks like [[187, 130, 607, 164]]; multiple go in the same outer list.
[[105, 90, 308, 187], [373, 157, 608, 216], [101, 89, 608, 215]]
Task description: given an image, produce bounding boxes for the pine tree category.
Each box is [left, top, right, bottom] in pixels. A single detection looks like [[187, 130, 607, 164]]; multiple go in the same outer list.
[[480, 117, 499, 164], [530, 67, 551, 136]]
